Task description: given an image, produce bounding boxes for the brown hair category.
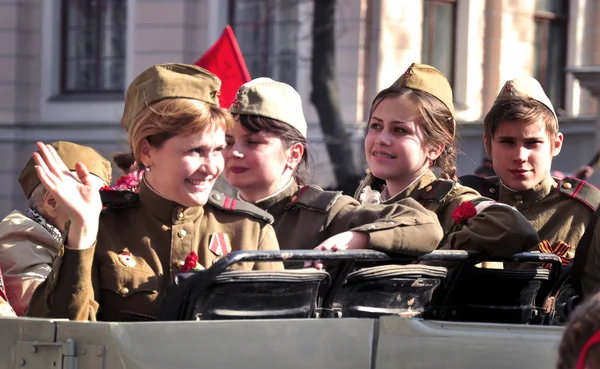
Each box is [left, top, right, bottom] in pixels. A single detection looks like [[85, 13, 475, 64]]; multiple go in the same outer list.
[[114, 98, 234, 171], [483, 93, 558, 152], [368, 86, 458, 181], [234, 114, 311, 186], [557, 293, 600, 369]]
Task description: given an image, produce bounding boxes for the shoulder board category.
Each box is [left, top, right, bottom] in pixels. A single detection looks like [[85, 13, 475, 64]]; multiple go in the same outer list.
[[414, 179, 455, 202], [207, 191, 274, 224], [100, 190, 139, 208], [557, 176, 600, 211], [290, 185, 342, 212], [459, 175, 499, 200]]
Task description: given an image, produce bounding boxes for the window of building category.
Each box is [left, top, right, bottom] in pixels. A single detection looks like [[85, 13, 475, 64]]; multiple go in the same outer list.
[[533, 0, 568, 111], [60, 0, 127, 94], [421, 0, 457, 86], [228, 0, 298, 87]]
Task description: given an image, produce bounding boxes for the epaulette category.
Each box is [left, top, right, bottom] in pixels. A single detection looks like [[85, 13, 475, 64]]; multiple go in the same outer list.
[[459, 174, 499, 200], [557, 176, 600, 211], [207, 190, 274, 224], [414, 179, 455, 202], [100, 190, 139, 208], [289, 185, 342, 212]]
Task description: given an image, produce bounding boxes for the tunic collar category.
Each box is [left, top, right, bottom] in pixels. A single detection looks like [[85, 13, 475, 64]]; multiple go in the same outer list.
[[498, 175, 555, 208], [139, 178, 204, 224], [381, 171, 437, 203], [253, 180, 298, 211]]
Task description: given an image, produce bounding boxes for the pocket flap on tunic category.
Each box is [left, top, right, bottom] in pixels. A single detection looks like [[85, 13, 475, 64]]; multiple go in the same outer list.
[[100, 265, 159, 297]]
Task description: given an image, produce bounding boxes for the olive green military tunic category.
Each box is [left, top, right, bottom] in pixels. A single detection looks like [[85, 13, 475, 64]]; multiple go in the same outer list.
[[250, 181, 443, 256], [460, 175, 600, 260], [356, 171, 540, 256], [580, 215, 600, 297], [27, 180, 282, 322]]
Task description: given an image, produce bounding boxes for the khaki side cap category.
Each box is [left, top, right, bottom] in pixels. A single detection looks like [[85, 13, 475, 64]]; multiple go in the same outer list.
[[121, 63, 222, 132], [19, 141, 112, 198], [391, 63, 456, 119], [495, 76, 558, 125], [229, 77, 308, 138]]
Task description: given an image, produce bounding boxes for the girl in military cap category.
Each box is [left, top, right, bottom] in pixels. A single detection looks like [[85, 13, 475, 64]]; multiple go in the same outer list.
[[460, 77, 600, 272], [223, 77, 444, 264], [356, 63, 539, 258], [27, 64, 282, 322]]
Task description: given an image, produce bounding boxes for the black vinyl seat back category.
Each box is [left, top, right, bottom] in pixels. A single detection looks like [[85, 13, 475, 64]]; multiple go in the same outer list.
[[158, 249, 393, 321], [434, 266, 551, 324], [193, 269, 330, 320], [334, 264, 448, 318]]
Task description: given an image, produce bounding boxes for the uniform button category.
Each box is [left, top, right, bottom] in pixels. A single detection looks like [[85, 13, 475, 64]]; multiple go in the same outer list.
[[562, 182, 573, 189], [177, 260, 185, 268], [425, 185, 433, 192], [177, 230, 187, 238], [367, 225, 377, 230], [212, 193, 222, 201], [489, 188, 496, 194], [176, 212, 184, 220], [120, 287, 129, 296]]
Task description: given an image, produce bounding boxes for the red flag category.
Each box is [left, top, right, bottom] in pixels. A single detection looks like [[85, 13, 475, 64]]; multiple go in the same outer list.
[[194, 25, 251, 109]]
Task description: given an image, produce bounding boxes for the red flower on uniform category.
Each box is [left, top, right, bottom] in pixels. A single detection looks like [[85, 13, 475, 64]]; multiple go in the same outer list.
[[181, 251, 199, 272], [112, 172, 142, 192], [451, 201, 477, 226]]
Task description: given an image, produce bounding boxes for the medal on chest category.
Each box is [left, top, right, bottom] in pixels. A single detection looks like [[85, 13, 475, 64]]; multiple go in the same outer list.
[[209, 232, 232, 256]]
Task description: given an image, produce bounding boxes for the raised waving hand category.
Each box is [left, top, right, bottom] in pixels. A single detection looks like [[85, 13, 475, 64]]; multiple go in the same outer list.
[[32, 142, 102, 250]]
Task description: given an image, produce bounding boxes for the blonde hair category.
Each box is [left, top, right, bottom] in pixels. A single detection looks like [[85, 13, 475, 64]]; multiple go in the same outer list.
[[114, 98, 234, 171], [369, 86, 458, 181]]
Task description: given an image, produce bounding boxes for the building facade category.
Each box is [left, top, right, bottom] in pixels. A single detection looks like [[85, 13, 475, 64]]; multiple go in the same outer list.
[[1, 0, 600, 215]]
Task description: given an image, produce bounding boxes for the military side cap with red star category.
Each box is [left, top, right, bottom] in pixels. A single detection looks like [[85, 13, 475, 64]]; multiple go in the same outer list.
[[121, 63, 222, 132], [391, 63, 455, 120], [495, 76, 558, 126], [229, 77, 307, 138]]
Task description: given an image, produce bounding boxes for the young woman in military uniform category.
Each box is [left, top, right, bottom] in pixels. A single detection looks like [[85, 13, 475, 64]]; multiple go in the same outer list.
[[26, 64, 282, 322], [354, 63, 539, 257], [222, 77, 444, 260], [460, 77, 600, 268]]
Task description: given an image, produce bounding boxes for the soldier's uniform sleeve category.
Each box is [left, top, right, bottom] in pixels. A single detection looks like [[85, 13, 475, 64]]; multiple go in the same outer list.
[[208, 193, 283, 271], [255, 224, 284, 271], [26, 244, 100, 320], [295, 187, 443, 256], [582, 217, 600, 297], [26, 191, 139, 320], [441, 188, 540, 257]]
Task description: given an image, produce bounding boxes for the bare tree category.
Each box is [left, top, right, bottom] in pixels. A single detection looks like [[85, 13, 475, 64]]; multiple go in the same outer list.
[[310, 0, 361, 194]]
